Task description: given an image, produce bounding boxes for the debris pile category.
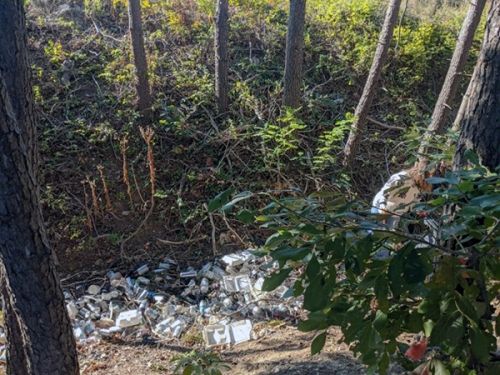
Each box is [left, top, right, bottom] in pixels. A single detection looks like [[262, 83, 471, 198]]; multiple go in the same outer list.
[[65, 250, 302, 347]]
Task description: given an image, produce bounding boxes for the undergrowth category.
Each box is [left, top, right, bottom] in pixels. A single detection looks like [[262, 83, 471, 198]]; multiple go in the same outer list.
[[28, 0, 481, 269]]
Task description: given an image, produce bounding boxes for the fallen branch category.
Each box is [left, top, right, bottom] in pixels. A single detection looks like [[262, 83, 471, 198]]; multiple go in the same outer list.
[[156, 236, 208, 246], [367, 116, 405, 131], [204, 203, 218, 256]]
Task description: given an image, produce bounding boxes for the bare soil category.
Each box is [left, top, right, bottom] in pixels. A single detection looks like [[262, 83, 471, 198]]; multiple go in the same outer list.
[[78, 325, 366, 375]]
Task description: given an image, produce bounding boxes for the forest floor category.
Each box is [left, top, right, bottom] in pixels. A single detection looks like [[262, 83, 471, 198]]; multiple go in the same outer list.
[[77, 325, 367, 375]]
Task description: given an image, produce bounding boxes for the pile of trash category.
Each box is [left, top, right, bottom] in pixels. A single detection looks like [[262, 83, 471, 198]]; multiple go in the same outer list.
[[65, 250, 302, 347]]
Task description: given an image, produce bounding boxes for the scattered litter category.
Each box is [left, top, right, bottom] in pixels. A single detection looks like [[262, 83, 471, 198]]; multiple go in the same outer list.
[[229, 319, 253, 344], [87, 284, 101, 295], [180, 270, 197, 278], [136, 265, 149, 275], [116, 310, 143, 328], [62, 250, 302, 347], [222, 274, 252, 293], [203, 319, 253, 346]]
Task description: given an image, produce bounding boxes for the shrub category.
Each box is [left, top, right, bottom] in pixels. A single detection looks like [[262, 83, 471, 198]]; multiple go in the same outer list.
[[171, 350, 230, 375], [210, 156, 500, 374]]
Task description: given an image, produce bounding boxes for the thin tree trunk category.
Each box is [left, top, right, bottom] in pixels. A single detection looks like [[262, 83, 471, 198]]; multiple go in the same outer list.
[[342, 0, 402, 167], [215, 0, 230, 114], [417, 0, 487, 168], [128, 0, 152, 115], [453, 0, 500, 171], [283, 0, 306, 108], [0, 1, 79, 374]]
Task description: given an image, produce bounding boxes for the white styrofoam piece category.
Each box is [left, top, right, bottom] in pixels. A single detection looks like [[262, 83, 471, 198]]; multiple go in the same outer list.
[[115, 309, 143, 328], [221, 254, 245, 267], [203, 324, 231, 346], [203, 319, 253, 346], [229, 319, 253, 344], [222, 274, 252, 293]]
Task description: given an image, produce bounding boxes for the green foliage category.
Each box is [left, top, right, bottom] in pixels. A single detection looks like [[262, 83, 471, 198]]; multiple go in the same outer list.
[[44, 40, 66, 64], [313, 114, 352, 169], [171, 350, 230, 375], [258, 108, 306, 166], [210, 160, 500, 374]]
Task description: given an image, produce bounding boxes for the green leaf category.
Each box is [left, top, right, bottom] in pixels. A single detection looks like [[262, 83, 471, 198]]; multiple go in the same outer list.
[[182, 364, 194, 375], [470, 327, 495, 363], [265, 231, 293, 248], [430, 260, 456, 290], [271, 247, 309, 261], [423, 320, 434, 337], [457, 180, 474, 193], [325, 236, 346, 261], [298, 312, 329, 332], [389, 245, 430, 296], [373, 310, 387, 333], [455, 293, 478, 324], [304, 274, 330, 311], [378, 351, 390, 374], [356, 324, 381, 353], [430, 312, 464, 353], [298, 223, 323, 234], [207, 188, 234, 212], [220, 191, 253, 212], [311, 332, 327, 355], [426, 177, 450, 184], [430, 359, 450, 375], [262, 268, 292, 291], [306, 256, 321, 279], [470, 194, 500, 208], [374, 276, 389, 312], [236, 209, 254, 224], [406, 310, 423, 333]]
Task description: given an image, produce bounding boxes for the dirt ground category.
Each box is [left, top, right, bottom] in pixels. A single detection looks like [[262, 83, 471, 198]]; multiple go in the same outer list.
[[77, 325, 366, 375]]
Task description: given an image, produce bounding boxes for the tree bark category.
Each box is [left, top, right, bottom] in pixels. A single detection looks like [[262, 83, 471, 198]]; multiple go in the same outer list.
[[417, 0, 487, 167], [342, 0, 402, 167], [128, 0, 152, 115], [453, 0, 500, 171], [283, 0, 306, 108], [0, 1, 79, 374], [1, 270, 28, 375], [215, 0, 230, 114]]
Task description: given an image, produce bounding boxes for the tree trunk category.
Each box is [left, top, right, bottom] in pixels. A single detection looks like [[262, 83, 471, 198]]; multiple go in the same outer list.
[[342, 0, 402, 167], [417, 0, 487, 167], [283, 0, 306, 108], [0, 1, 79, 374], [215, 0, 230, 114], [1, 272, 28, 375], [128, 0, 152, 115], [453, 0, 500, 171]]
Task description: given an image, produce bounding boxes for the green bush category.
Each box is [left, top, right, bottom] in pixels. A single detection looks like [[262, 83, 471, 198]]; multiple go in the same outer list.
[[210, 157, 500, 374]]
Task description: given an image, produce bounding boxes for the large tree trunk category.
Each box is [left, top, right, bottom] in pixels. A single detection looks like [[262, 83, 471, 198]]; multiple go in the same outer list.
[[453, 0, 500, 171], [128, 0, 152, 115], [215, 0, 230, 114], [342, 0, 402, 167], [1, 273, 28, 375], [0, 1, 79, 374], [417, 0, 487, 168], [283, 0, 306, 108]]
